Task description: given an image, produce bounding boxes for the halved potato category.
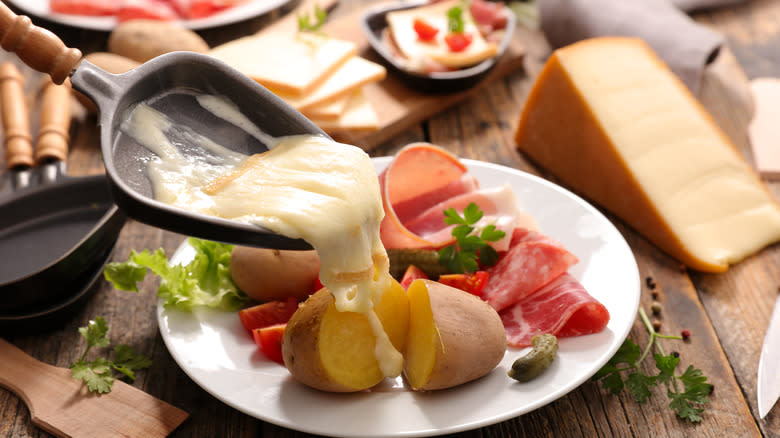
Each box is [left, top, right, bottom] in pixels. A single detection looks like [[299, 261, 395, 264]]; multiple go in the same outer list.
[[282, 279, 409, 392], [404, 279, 506, 391]]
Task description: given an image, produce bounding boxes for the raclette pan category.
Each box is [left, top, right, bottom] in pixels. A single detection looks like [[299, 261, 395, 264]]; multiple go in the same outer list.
[[0, 62, 125, 317]]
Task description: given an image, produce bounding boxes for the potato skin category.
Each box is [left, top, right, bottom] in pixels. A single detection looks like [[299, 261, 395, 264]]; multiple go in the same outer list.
[[108, 20, 209, 63], [407, 279, 506, 391], [230, 246, 320, 302]]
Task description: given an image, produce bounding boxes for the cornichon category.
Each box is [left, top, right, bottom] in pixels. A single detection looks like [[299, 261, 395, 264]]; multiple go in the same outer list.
[[508, 333, 558, 382], [387, 248, 449, 280]]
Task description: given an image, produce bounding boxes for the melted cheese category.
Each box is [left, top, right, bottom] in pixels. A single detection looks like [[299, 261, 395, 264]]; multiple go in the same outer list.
[[515, 37, 780, 272], [122, 98, 402, 377]]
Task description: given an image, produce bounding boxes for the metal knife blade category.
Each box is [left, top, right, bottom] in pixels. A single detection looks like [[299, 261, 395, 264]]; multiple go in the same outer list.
[[758, 294, 780, 418]]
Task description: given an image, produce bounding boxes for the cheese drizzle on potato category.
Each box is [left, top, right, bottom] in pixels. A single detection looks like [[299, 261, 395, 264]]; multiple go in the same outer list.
[[121, 97, 403, 378]]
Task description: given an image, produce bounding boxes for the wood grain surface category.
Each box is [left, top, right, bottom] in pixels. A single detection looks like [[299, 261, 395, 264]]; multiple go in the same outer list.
[[1, 0, 779, 437]]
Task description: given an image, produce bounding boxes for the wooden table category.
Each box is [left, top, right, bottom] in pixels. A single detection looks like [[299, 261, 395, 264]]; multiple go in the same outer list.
[[1, 0, 779, 437]]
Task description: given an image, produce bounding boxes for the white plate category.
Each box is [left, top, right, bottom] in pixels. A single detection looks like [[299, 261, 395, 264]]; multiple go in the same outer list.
[[8, 0, 292, 31], [157, 158, 641, 438]]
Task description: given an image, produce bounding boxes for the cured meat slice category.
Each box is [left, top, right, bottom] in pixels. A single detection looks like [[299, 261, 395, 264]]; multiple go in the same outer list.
[[482, 228, 578, 312], [50, 0, 119, 15], [404, 184, 536, 252], [118, 0, 178, 21], [391, 174, 478, 224], [500, 273, 610, 347], [379, 143, 469, 249]]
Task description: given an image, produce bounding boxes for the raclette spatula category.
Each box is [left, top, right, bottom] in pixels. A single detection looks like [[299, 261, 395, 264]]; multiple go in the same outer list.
[[0, 3, 325, 250]]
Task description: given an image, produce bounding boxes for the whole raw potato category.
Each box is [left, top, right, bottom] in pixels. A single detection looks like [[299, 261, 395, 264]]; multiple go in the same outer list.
[[404, 279, 506, 391], [230, 246, 320, 302], [108, 20, 210, 63], [282, 280, 409, 392]]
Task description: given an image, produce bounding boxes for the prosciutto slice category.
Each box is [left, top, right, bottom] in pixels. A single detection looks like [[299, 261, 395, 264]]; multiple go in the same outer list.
[[482, 228, 579, 312], [500, 273, 610, 348]]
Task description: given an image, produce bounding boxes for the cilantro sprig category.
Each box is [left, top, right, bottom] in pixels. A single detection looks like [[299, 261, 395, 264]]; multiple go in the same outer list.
[[297, 5, 328, 33], [592, 308, 712, 423], [70, 317, 152, 394], [437, 202, 505, 273]]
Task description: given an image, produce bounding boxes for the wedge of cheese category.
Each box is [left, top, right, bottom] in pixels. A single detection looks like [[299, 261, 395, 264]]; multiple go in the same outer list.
[[515, 37, 780, 272], [208, 32, 357, 96], [386, 0, 497, 69]]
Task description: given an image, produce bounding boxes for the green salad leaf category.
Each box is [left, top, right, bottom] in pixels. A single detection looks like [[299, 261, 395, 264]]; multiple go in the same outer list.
[[104, 237, 249, 312]]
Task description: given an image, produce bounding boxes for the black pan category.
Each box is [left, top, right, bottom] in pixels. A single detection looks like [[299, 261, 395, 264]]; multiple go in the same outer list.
[[0, 62, 126, 316], [0, 3, 324, 250]]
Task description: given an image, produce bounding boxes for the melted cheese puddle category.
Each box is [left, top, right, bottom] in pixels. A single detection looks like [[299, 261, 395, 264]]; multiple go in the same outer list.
[[122, 99, 402, 377]]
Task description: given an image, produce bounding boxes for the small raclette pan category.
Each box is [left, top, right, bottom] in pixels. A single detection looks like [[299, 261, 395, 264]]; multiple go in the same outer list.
[[0, 4, 326, 250], [0, 62, 126, 316]]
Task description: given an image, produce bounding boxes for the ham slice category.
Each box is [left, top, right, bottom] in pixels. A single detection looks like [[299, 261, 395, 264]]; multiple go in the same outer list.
[[404, 184, 537, 252], [500, 273, 611, 348], [482, 228, 579, 312]]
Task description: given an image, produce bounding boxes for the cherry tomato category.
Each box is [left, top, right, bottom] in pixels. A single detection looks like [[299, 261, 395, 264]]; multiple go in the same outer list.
[[437, 271, 489, 297], [252, 324, 286, 365], [400, 265, 429, 290], [413, 18, 440, 41], [444, 32, 473, 52]]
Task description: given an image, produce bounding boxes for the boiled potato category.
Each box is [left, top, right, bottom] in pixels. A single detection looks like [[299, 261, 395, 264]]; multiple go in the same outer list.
[[230, 246, 320, 302], [404, 279, 506, 391], [282, 280, 409, 392], [108, 20, 209, 63]]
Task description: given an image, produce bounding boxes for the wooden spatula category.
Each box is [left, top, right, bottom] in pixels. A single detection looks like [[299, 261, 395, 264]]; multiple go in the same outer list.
[[0, 338, 188, 437]]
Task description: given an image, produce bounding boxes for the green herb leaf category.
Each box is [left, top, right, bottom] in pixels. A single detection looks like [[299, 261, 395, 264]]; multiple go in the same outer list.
[[70, 317, 152, 394], [592, 308, 711, 423], [298, 5, 328, 33], [437, 203, 506, 273], [447, 6, 465, 33], [104, 237, 249, 312]]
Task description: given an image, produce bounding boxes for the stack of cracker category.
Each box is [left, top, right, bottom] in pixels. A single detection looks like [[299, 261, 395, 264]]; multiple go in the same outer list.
[[209, 31, 385, 135]]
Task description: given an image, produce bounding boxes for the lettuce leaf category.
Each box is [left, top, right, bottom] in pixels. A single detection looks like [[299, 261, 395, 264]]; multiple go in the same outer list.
[[104, 237, 249, 312]]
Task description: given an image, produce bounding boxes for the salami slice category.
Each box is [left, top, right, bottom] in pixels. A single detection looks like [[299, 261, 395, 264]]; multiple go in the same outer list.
[[500, 273, 610, 347], [482, 228, 578, 312]]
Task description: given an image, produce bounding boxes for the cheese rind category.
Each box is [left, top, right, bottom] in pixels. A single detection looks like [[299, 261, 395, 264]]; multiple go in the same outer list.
[[515, 37, 780, 272]]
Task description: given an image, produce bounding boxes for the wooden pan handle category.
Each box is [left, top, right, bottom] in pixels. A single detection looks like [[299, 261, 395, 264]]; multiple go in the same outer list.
[[0, 2, 82, 85], [0, 62, 32, 169], [35, 78, 71, 164]]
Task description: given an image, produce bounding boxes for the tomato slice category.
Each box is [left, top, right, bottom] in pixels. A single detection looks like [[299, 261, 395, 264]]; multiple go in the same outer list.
[[413, 18, 439, 41], [238, 297, 298, 332], [252, 324, 286, 365], [437, 271, 489, 297], [444, 32, 473, 52], [400, 265, 429, 290]]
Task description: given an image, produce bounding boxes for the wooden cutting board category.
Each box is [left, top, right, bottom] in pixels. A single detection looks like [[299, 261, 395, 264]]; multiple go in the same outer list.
[[256, 0, 527, 150]]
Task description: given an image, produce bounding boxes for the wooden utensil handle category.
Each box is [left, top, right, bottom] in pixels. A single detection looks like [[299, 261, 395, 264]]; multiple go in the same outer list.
[[0, 2, 81, 85], [0, 61, 32, 169], [36, 78, 72, 164]]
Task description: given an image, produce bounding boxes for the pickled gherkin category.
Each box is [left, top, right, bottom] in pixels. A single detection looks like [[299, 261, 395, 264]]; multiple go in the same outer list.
[[387, 248, 449, 280], [508, 334, 558, 382]]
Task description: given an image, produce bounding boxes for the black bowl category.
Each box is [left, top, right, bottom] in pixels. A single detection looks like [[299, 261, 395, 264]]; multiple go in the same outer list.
[[361, 0, 516, 93]]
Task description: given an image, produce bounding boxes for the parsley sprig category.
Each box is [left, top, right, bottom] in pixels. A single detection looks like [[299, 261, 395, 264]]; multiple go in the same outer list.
[[70, 317, 152, 394], [297, 5, 327, 33], [437, 202, 505, 273], [446, 6, 465, 33], [592, 308, 712, 422]]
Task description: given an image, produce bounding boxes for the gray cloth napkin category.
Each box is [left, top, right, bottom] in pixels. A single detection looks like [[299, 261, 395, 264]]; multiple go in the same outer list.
[[539, 0, 742, 94]]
